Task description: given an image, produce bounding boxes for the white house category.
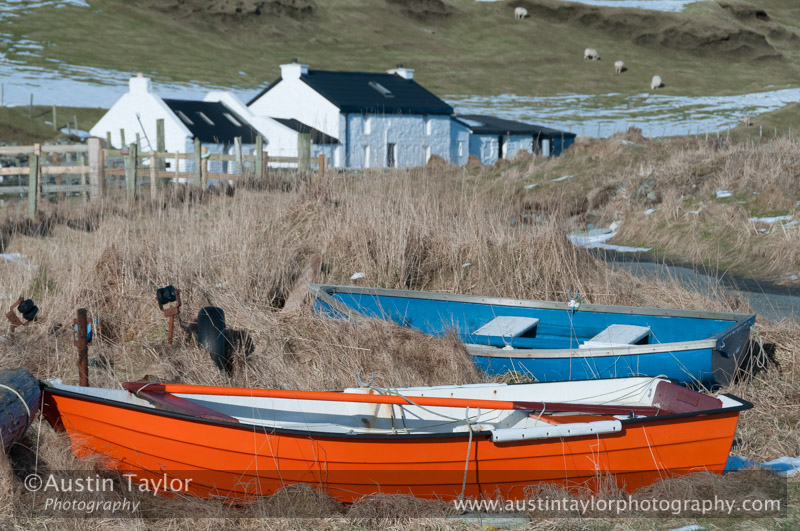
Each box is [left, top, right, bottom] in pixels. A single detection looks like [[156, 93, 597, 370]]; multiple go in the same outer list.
[[90, 74, 264, 173], [453, 115, 577, 164], [248, 61, 455, 169]]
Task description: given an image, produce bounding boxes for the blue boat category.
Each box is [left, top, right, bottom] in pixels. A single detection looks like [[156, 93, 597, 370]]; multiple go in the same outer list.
[[309, 284, 756, 387]]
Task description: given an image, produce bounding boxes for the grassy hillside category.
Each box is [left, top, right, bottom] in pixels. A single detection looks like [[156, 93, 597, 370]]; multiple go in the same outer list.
[[4, 0, 800, 97], [0, 106, 106, 145]]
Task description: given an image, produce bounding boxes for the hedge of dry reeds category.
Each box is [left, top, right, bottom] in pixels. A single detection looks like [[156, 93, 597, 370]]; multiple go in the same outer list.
[[0, 149, 797, 528]]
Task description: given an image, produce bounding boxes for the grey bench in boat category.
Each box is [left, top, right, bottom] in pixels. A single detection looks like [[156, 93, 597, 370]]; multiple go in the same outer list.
[[473, 316, 540, 338], [579, 324, 650, 349]]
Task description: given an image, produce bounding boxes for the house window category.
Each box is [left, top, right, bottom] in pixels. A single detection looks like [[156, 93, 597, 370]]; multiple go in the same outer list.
[[223, 112, 241, 126], [387, 143, 396, 168], [364, 117, 372, 135], [176, 111, 194, 125], [458, 141, 464, 158], [197, 111, 215, 126]]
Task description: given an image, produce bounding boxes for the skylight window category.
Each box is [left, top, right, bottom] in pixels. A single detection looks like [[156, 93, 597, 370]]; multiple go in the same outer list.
[[176, 111, 194, 125], [223, 112, 242, 127], [196, 111, 215, 126], [369, 81, 394, 98]]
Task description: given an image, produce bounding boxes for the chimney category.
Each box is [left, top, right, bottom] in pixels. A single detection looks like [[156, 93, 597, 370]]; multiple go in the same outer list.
[[388, 64, 414, 80], [129, 73, 151, 94], [280, 60, 309, 80]]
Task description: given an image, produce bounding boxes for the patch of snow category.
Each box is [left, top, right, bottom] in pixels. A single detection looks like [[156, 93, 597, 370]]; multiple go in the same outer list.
[[524, 183, 538, 189], [567, 230, 650, 253], [350, 272, 365, 280], [644, 208, 657, 215], [446, 88, 800, 138], [749, 215, 793, 224], [0, 60, 256, 108], [554, 0, 709, 12], [784, 220, 799, 229], [790, 275, 798, 281], [59, 127, 91, 140], [668, 526, 705, 531], [0, 1, 89, 22], [462, 262, 472, 268], [687, 210, 700, 215], [552, 175, 575, 182], [715, 190, 733, 199], [0, 253, 38, 268]]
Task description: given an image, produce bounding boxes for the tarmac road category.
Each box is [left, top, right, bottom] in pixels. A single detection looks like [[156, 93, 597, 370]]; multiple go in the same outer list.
[[598, 251, 800, 322]]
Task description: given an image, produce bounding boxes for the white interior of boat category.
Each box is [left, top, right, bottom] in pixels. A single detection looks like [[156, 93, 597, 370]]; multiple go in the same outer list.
[[45, 378, 743, 441]]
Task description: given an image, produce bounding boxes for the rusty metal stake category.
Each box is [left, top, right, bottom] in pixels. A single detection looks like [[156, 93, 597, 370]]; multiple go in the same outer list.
[[74, 308, 89, 387], [158, 288, 181, 344], [5, 297, 25, 336]]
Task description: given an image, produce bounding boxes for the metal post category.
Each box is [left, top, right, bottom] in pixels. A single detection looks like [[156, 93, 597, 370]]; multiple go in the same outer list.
[[75, 308, 89, 387]]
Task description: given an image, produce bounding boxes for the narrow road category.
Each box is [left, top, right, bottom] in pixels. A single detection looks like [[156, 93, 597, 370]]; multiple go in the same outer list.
[[599, 252, 800, 322]]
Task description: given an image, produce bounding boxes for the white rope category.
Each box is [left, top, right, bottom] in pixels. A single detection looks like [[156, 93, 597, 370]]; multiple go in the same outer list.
[[0, 383, 32, 421], [460, 408, 475, 501]]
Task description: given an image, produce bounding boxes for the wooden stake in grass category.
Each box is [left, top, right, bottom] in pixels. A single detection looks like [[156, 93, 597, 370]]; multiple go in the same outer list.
[[52, 106, 57, 132]]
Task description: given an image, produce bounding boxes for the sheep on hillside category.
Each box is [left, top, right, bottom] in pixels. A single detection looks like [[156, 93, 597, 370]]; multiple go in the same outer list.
[[650, 75, 663, 89], [584, 48, 600, 61], [743, 116, 752, 127], [614, 60, 625, 74], [515, 7, 528, 19]]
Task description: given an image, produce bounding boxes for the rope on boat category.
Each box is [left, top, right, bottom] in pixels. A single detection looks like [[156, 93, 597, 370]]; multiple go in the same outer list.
[[131, 382, 155, 396], [0, 383, 31, 421], [460, 407, 474, 501]]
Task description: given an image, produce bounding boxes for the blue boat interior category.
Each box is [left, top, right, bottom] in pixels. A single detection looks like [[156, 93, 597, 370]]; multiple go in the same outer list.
[[316, 292, 739, 350]]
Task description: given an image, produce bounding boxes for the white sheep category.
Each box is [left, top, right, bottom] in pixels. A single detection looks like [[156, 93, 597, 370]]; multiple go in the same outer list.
[[650, 75, 663, 90], [514, 7, 528, 19], [743, 116, 752, 127], [614, 60, 625, 74], [584, 48, 600, 61]]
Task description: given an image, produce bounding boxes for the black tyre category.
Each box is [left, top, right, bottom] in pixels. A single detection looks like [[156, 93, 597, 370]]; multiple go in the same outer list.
[[197, 306, 231, 375]]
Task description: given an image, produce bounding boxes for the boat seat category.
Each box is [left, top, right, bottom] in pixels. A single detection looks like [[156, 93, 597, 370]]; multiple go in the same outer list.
[[579, 324, 650, 349], [473, 316, 540, 338]]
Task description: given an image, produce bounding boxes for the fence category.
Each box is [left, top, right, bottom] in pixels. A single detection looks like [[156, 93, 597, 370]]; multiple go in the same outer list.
[[0, 134, 326, 220]]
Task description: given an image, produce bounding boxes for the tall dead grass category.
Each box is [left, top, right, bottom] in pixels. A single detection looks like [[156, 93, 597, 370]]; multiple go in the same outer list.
[[0, 156, 797, 528]]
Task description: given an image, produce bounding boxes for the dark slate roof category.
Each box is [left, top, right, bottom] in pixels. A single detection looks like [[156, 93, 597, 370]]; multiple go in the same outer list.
[[455, 115, 576, 138], [162, 99, 260, 145], [273, 118, 339, 144], [249, 70, 453, 115]]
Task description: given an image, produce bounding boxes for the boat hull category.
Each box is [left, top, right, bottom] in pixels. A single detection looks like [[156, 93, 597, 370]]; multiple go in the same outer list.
[[310, 285, 756, 386], [42, 386, 743, 503]]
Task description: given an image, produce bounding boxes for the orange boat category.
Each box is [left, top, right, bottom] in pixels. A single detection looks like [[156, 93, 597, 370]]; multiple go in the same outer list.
[[41, 377, 750, 502]]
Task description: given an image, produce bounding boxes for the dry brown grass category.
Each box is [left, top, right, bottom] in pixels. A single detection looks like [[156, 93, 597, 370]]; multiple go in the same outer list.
[[0, 154, 797, 528]]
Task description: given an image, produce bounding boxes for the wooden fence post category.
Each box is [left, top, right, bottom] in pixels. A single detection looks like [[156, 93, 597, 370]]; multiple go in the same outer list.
[[264, 152, 269, 183], [125, 143, 138, 200], [33, 143, 42, 199], [120, 128, 126, 148], [234, 136, 243, 178], [201, 146, 208, 189], [255, 136, 263, 179], [193, 138, 202, 187], [54, 152, 65, 201], [52, 106, 57, 132], [106, 132, 112, 149], [298, 133, 310, 173], [27, 149, 39, 221], [149, 152, 158, 199], [317, 153, 325, 182], [88, 137, 104, 200], [80, 152, 89, 201], [156, 118, 165, 172]]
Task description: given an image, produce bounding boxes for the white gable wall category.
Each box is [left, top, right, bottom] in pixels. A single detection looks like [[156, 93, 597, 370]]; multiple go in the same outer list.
[[89, 76, 191, 153], [450, 119, 470, 165], [249, 78, 341, 141], [204, 91, 300, 158]]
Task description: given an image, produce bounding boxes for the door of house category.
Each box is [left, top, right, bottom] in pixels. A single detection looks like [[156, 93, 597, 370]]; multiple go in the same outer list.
[[387, 143, 396, 167], [497, 136, 505, 160]]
